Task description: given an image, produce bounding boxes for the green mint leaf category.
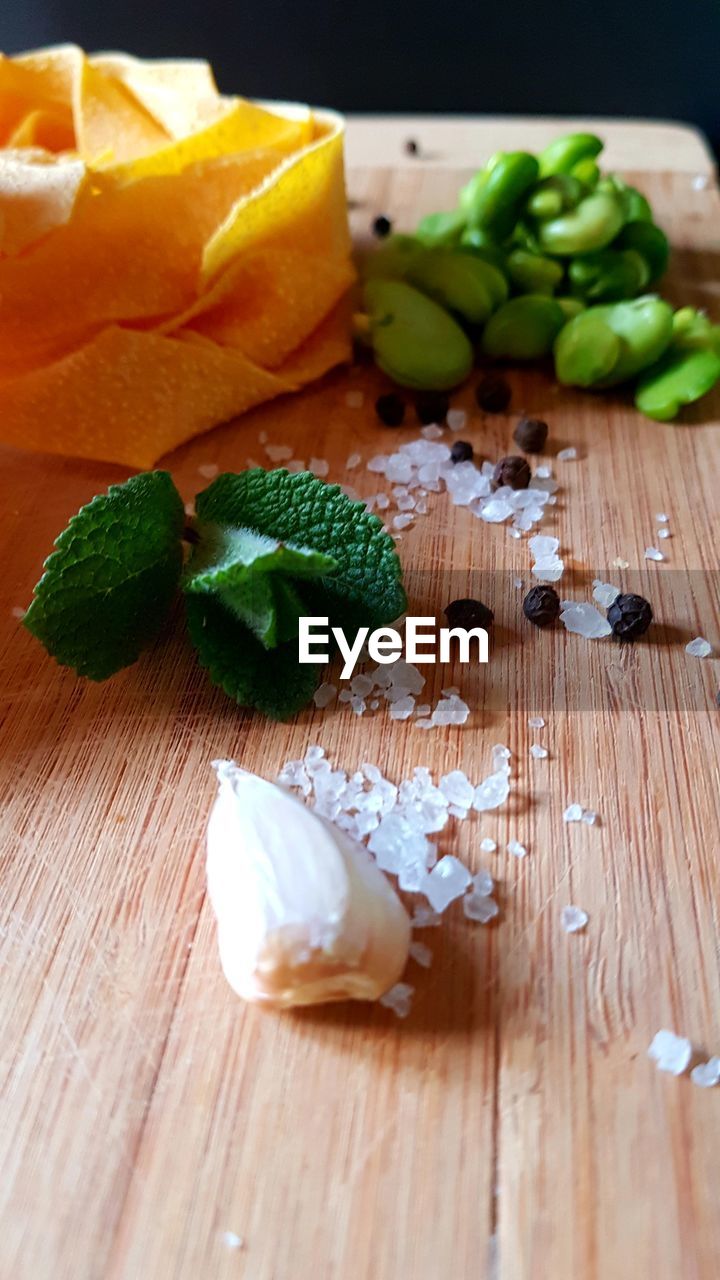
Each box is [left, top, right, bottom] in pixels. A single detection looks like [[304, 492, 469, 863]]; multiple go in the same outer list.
[[194, 470, 407, 634], [185, 594, 320, 720], [24, 471, 185, 681], [183, 523, 337, 648]]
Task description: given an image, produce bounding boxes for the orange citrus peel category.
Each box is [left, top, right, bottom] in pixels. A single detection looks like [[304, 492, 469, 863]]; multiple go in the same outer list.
[[0, 46, 354, 467]]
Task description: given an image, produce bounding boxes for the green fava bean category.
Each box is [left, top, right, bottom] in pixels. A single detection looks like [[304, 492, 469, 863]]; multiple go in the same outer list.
[[482, 295, 566, 360], [406, 248, 507, 323], [363, 234, 422, 280], [507, 249, 564, 295], [525, 174, 584, 221], [459, 228, 508, 275], [416, 208, 466, 247], [556, 296, 586, 321], [461, 151, 539, 238], [616, 221, 669, 284], [555, 296, 674, 387], [364, 278, 474, 390], [538, 132, 603, 178], [537, 190, 626, 256], [570, 158, 600, 189], [635, 346, 720, 421], [568, 248, 649, 301]]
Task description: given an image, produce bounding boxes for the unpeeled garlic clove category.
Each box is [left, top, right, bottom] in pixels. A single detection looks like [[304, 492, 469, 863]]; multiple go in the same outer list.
[[207, 760, 411, 1008]]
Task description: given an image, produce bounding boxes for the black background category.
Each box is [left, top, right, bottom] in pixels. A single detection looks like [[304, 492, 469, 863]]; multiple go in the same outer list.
[[2, 1, 718, 155]]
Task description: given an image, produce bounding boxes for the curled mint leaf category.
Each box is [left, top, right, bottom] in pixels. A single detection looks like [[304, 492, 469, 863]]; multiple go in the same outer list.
[[23, 471, 184, 680], [183, 523, 337, 649], [194, 470, 407, 634]]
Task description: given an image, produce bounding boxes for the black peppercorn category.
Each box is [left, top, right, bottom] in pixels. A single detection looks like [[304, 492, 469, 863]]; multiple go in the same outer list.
[[375, 392, 405, 427], [475, 374, 511, 414], [372, 214, 392, 238], [414, 390, 449, 425], [404, 138, 420, 156], [513, 416, 548, 454], [493, 455, 531, 490], [607, 592, 653, 641], [450, 440, 474, 464], [444, 598, 494, 630], [523, 585, 561, 628]]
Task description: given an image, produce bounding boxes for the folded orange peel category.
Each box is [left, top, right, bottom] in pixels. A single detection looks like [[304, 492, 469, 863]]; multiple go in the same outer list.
[[0, 46, 354, 467]]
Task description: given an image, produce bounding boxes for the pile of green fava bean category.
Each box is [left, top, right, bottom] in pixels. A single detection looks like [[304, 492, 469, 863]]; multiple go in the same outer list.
[[361, 133, 720, 422]]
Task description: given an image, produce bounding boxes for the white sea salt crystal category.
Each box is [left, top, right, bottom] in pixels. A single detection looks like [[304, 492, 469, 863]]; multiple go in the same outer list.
[[345, 452, 361, 470], [514, 577, 523, 590], [392, 513, 414, 531], [473, 771, 510, 812], [563, 803, 583, 822], [345, 389, 364, 408], [534, 464, 552, 479], [447, 407, 467, 431], [560, 602, 612, 639], [440, 770, 475, 809], [258, 430, 268, 444], [648, 1029, 693, 1076], [528, 715, 545, 728], [491, 744, 511, 770], [473, 869, 494, 897], [197, 462, 219, 479], [386, 455, 416, 485], [416, 718, 434, 730], [561, 905, 588, 933], [424, 855, 472, 912], [415, 498, 428, 515], [431, 694, 470, 726], [691, 1057, 720, 1088], [507, 839, 527, 858], [508, 527, 522, 539], [222, 1231, 244, 1249], [645, 546, 665, 562], [464, 893, 499, 923], [309, 457, 329, 477], [389, 695, 415, 720], [351, 698, 366, 716], [479, 837, 497, 854], [480, 498, 514, 523], [277, 759, 311, 794], [581, 809, 597, 826], [394, 490, 417, 512], [374, 493, 390, 510], [557, 446, 577, 461], [409, 940, 433, 968], [10, 606, 25, 620], [656, 512, 669, 523], [379, 982, 414, 1018], [286, 460, 306, 473], [530, 744, 548, 759], [420, 423, 444, 440], [592, 579, 621, 608], [367, 455, 388, 474], [313, 682, 337, 709], [686, 637, 712, 658], [338, 689, 353, 703], [657, 527, 670, 539], [415, 703, 431, 717], [265, 443, 294, 462], [447, 804, 468, 819], [532, 556, 564, 583], [349, 674, 373, 698], [412, 904, 442, 928], [386, 659, 425, 695], [342, 485, 360, 501]]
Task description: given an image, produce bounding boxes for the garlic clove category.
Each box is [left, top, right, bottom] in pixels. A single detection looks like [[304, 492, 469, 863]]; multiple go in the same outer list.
[[207, 760, 411, 1008]]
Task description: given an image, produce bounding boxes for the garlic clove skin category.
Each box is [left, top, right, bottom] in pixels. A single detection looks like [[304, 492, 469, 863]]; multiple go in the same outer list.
[[207, 760, 411, 1008]]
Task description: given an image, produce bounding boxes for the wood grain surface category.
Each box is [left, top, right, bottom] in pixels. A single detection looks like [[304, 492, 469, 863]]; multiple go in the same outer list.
[[1, 124, 719, 1280]]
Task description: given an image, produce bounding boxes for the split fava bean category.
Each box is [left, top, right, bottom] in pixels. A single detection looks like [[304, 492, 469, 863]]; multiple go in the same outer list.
[[554, 296, 674, 388], [537, 132, 603, 178], [569, 247, 650, 302], [364, 278, 473, 390], [406, 248, 508, 322], [525, 174, 585, 221], [635, 308, 720, 420], [536, 190, 626, 256], [460, 151, 539, 238], [506, 249, 564, 295], [482, 295, 566, 360], [616, 221, 669, 284]]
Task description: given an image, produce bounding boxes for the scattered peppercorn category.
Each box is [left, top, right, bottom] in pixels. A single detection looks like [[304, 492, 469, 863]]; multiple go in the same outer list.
[[475, 374, 512, 414], [450, 440, 474, 464], [404, 138, 420, 156], [414, 389, 449, 425], [372, 215, 392, 238], [513, 416, 549, 453], [493, 455, 531, 490], [375, 392, 406, 427], [444, 598, 494, 631], [523, 585, 561, 628], [607, 592, 653, 641]]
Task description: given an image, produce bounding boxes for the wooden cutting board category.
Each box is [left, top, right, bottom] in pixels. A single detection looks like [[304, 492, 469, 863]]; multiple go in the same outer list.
[[1, 122, 719, 1280]]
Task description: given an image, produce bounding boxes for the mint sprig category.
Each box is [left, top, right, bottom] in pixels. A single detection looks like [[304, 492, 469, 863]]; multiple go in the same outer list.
[[23, 466, 407, 720], [23, 471, 184, 680]]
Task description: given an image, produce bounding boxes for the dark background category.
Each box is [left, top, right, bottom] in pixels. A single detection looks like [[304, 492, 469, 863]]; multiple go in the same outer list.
[[2, 0, 719, 155]]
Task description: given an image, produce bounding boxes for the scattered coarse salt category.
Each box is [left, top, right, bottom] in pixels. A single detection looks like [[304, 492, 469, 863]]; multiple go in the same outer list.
[[645, 546, 664, 562], [10, 606, 25, 620], [346, 452, 362, 470], [581, 809, 597, 826], [367, 454, 388, 473], [473, 869, 494, 896], [691, 1057, 720, 1088], [473, 771, 510, 812], [657, 527, 671, 539], [656, 512, 669, 523], [561, 905, 588, 933], [447, 408, 467, 431], [592, 579, 621, 608], [528, 715, 545, 729], [392, 513, 414, 531], [507, 839, 528, 858], [648, 1029, 693, 1076], [420, 423, 444, 440], [563, 803, 584, 823], [197, 462, 219, 479], [530, 744, 548, 759], [286, 460, 306, 473], [686, 637, 712, 658], [533, 555, 564, 583], [416, 718, 434, 730], [479, 837, 497, 854], [415, 703, 431, 717], [440, 770, 474, 809], [508, 527, 522, 539], [534, 464, 552, 479], [313, 682, 337, 709], [431, 693, 470, 726], [379, 982, 414, 1018], [560, 602, 612, 639], [409, 940, 433, 968], [464, 893, 499, 923], [514, 577, 524, 590], [184, 501, 195, 516], [265, 443, 294, 462], [345, 389, 364, 409], [557, 446, 577, 461], [389, 695, 415, 720], [309, 457, 329, 477], [613, 557, 629, 570], [412, 904, 442, 928], [222, 1232, 244, 1250], [424, 855, 472, 912], [375, 493, 390, 510]]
